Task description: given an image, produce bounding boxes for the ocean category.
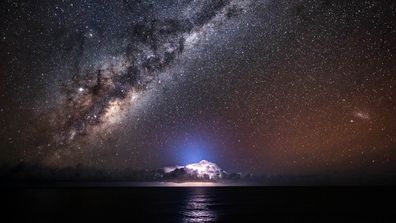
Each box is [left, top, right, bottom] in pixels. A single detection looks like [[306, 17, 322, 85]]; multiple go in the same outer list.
[[2, 185, 395, 222]]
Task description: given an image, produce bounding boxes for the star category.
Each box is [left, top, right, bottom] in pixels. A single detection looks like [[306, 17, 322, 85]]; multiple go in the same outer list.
[[1, 0, 395, 177]]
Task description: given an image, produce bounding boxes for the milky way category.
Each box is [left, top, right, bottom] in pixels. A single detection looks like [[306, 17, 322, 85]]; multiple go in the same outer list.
[[1, 0, 396, 175], [50, 0, 248, 145]]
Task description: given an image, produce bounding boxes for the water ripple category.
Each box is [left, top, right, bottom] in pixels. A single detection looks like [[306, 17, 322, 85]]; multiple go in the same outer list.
[[180, 191, 217, 222]]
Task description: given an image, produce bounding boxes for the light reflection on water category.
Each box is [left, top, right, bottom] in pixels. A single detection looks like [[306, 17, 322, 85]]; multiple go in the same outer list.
[[180, 188, 217, 223]]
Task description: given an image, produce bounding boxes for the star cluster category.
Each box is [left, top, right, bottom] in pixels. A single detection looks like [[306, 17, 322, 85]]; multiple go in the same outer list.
[[1, 0, 395, 175]]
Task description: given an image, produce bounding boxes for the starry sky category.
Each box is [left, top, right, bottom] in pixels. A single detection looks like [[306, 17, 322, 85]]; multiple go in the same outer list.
[[1, 0, 396, 175]]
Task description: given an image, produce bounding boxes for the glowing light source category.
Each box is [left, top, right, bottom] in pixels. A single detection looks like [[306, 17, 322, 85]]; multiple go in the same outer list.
[[185, 160, 223, 180], [164, 182, 220, 187]]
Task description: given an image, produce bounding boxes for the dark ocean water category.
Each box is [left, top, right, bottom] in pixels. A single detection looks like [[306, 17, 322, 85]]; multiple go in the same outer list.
[[3, 186, 396, 222]]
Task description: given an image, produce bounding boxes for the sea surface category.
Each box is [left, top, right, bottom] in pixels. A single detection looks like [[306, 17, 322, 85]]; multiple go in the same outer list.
[[2, 185, 395, 222]]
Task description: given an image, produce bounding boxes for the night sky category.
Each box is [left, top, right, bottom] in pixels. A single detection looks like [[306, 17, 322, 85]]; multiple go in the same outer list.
[[1, 0, 396, 175]]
